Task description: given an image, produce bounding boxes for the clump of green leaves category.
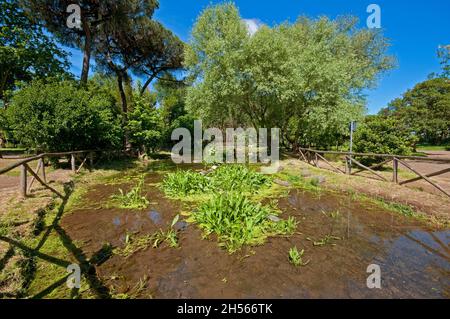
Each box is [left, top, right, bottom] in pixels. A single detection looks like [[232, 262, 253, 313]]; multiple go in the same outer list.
[[288, 247, 310, 267], [111, 178, 149, 209], [161, 170, 211, 197], [152, 215, 180, 248], [161, 165, 271, 198], [194, 194, 297, 253], [210, 165, 272, 193]]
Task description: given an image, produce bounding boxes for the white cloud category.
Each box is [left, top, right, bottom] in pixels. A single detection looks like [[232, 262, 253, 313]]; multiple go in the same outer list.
[[242, 19, 263, 36]]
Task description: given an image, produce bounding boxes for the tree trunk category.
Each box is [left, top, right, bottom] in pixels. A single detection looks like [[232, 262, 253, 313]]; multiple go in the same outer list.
[[140, 74, 156, 96], [81, 22, 92, 85], [117, 71, 132, 151]]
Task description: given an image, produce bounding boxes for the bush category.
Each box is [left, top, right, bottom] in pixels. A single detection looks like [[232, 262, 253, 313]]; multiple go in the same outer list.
[[5, 79, 123, 152], [353, 115, 417, 164]]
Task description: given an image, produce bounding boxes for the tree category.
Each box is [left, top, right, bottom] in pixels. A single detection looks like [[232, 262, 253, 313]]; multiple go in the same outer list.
[[126, 91, 162, 154], [380, 78, 450, 145], [353, 115, 417, 163], [154, 74, 195, 148], [0, 0, 69, 101], [93, 4, 183, 149], [437, 45, 450, 78], [4, 79, 123, 151], [22, 0, 161, 84], [184, 3, 394, 149]]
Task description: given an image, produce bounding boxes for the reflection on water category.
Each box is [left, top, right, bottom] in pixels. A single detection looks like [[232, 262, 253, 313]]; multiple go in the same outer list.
[[148, 210, 162, 225], [286, 190, 450, 298]]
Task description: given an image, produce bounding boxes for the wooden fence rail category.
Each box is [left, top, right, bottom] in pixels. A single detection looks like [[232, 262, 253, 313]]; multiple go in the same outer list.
[[0, 149, 125, 198], [298, 147, 450, 198]]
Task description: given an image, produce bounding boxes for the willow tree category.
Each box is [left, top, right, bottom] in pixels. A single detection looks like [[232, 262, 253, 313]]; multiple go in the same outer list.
[[185, 3, 395, 149]]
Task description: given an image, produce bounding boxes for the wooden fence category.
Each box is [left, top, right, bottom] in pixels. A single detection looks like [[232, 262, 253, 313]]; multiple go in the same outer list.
[[298, 147, 450, 198], [0, 150, 124, 198]]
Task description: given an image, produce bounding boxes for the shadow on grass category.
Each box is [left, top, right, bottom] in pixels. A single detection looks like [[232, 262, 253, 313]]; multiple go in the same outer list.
[[0, 181, 113, 299]]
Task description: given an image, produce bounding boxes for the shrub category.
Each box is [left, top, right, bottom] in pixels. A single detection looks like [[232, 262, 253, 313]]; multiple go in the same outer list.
[[353, 115, 418, 164], [5, 79, 123, 152]]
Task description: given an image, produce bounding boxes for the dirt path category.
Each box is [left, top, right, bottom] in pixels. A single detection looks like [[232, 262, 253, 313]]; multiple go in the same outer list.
[[310, 151, 450, 198], [404, 151, 450, 195], [0, 158, 72, 192]]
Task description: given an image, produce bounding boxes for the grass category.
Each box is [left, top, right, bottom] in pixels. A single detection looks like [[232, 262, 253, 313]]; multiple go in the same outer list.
[[275, 170, 322, 193], [0, 158, 145, 299], [309, 235, 342, 247], [110, 275, 151, 299], [193, 193, 297, 253], [110, 177, 149, 209], [288, 247, 310, 267], [417, 145, 450, 151], [114, 215, 181, 257]]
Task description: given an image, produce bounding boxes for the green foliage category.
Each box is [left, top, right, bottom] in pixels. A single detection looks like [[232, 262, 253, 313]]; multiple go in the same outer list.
[[155, 74, 196, 149], [0, 0, 70, 100], [353, 115, 417, 163], [161, 165, 272, 198], [185, 3, 394, 148], [194, 194, 297, 253], [380, 77, 450, 146], [127, 92, 163, 153], [161, 170, 211, 197], [111, 178, 149, 209], [288, 247, 309, 267], [210, 165, 272, 193], [4, 79, 123, 151]]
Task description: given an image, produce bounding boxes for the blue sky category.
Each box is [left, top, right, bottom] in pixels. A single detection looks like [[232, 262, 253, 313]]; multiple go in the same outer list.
[[66, 0, 450, 114]]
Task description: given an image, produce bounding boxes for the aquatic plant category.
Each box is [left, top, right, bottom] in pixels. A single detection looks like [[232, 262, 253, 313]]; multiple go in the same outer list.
[[111, 178, 149, 209], [194, 194, 297, 253], [312, 235, 341, 247], [114, 215, 181, 257], [161, 165, 271, 198], [288, 247, 310, 267], [210, 165, 272, 193], [161, 170, 211, 197]]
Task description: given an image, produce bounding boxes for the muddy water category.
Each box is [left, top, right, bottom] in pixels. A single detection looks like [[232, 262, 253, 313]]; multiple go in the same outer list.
[[61, 174, 450, 299]]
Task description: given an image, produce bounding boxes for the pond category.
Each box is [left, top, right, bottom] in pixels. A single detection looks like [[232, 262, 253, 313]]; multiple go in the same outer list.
[[60, 169, 450, 299]]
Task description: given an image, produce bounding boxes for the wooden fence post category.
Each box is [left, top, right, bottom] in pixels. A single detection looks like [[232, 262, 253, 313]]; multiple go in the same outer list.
[[71, 154, 76, 173], [345, 156, 351, 175], [393, 157, 398, 184], [89, 152, 94, 168], [39, 157, 46, 183], [20, 164, 27, 198]]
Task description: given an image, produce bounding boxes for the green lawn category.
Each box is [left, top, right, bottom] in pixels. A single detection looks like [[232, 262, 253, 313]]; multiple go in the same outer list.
[[416, 145, 450, 151], [0, 148, 28, 151]]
